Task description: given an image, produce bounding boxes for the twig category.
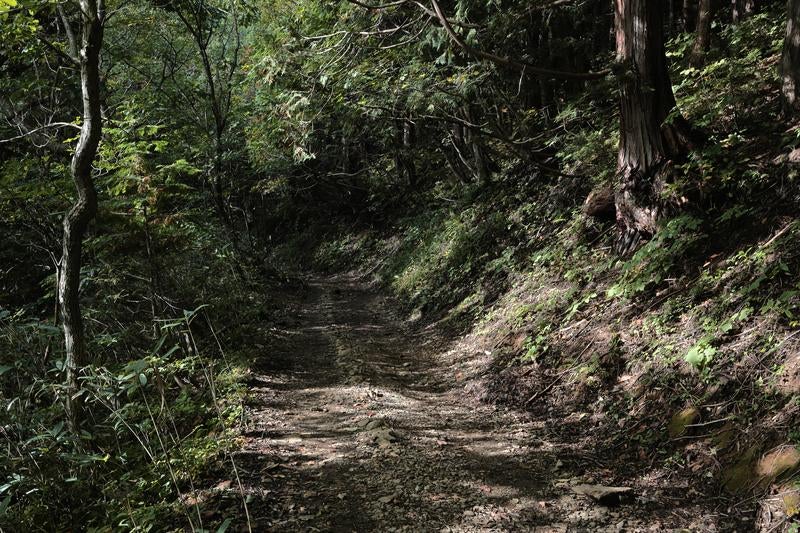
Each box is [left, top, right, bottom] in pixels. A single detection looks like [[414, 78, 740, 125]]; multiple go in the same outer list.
[[0, 122, 80, 144], [525, 341, 595, 404]]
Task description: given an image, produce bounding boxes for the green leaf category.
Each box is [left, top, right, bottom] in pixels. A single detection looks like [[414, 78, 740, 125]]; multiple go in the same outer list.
[[217, 518, 233, 533], [685, 342, 716, 369], [0, 494, 10, 517], [50, 421, 64, 437]]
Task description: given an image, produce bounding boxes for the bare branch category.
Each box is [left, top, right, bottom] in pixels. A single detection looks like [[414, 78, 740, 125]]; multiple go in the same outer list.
[[346, 0, 408, 9], [0, 122, 80, 144]]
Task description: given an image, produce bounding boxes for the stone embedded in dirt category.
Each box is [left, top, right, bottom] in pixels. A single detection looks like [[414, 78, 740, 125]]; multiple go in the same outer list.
[[668, 406, 700, 438], [711, 421, 736, 450], [571, 484, 633, 506], [378, 494, 396, 504], [776, 352, 800, 394], [365, 418, 386, 431], [371, 428, 401, 448], [722, 445, 759, 493], [784, 489, 800, 517], [720, 444, 800, 493], [755, 446, 800, 486], [214, 480, 232, 491]]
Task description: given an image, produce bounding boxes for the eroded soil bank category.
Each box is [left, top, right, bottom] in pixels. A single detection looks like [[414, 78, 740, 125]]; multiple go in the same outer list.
[[221, 274, 746, 531]]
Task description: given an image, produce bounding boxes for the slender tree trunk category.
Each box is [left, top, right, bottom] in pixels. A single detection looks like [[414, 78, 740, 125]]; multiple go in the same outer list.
[[401, 119, 417, 186], [614, 0, 693, 254], [59, 0, 104, 431], [683, 0, 698, 31], [782, 0, 800, 115], [732, 0, 756, 23], [690, 0, 714, 66]]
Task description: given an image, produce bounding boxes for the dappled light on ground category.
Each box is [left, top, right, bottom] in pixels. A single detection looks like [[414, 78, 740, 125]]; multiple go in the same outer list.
[[203, 275, 737, 531]]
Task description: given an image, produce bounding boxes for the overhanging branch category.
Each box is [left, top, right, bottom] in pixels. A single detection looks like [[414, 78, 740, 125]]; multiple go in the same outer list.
[[428, 0, 609, 81]]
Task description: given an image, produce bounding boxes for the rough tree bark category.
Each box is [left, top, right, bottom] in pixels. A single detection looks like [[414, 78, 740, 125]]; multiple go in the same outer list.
[[690, 0, 714, 67], [614, 0, 694, 254], [59, 0, 104, 430], [782, 0, 800, 115]]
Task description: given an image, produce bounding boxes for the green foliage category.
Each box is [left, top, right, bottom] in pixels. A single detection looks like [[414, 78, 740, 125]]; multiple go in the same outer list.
[[607, 216, 705, 299], [3, 0, 800, 527], [0, 257, 251, 530]]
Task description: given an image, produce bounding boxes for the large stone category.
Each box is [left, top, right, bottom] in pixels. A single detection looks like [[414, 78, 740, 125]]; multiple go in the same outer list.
[[723, 445, 800, 493], [668, 406, 700, 438], [722, 446, 759, 494], [755, 446, 800, 487], [710, 422, 735, 450]]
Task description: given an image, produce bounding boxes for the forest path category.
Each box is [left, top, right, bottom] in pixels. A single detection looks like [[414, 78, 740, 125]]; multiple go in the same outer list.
[[227, 274, 689, 532]]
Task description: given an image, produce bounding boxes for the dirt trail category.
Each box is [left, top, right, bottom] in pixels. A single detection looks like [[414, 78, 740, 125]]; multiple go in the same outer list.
[[231, 275, 726, 532]]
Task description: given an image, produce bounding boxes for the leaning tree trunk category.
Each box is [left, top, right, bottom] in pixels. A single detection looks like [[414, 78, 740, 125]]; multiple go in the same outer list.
[[59, 0, 104, 431], [782, 0, 800, 115], [690, 0, 714, 67], [614, 0, 693, 254]]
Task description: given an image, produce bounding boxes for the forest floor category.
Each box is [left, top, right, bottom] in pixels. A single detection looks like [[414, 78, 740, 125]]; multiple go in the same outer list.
[[209, 273, 747, 532]]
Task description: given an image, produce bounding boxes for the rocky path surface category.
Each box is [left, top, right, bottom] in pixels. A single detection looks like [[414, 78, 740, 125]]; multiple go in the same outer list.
[[228, 275, 728, 532]]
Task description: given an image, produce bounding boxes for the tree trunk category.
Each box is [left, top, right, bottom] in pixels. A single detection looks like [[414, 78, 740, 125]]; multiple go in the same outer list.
[[732, 0, 756, 23], [402, 120, 417, 186], [614, 0, 693, 254], [59, 0, 104, 431], [782, 0, 800, 115], [690, 0, 714, 66], [683, 0, 698, 31]]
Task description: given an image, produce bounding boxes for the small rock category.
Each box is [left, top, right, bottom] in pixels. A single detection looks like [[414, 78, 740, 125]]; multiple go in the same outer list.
[[783, 489, 800, 517], [365, 418, 385, 431], [378, 494, 395, 504], [571, 484, 633, 506], [214, 479, 232, 491]]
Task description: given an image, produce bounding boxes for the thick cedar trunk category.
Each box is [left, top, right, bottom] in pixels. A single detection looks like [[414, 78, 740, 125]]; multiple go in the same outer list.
[[59, 0, 104, 430], [782, 0, 800, 115], [614, 0, 692, 254], [691, 0, 714, 66]]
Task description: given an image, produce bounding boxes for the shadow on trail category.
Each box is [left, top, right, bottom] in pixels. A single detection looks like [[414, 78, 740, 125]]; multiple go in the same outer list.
[[201, 274, 740, 532]]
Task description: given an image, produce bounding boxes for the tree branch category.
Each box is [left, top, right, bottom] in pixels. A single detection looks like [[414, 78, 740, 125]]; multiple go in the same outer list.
[[428, 0, 609, 80], [346, 0, 407, 9], [0, 122, 80, 144]]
